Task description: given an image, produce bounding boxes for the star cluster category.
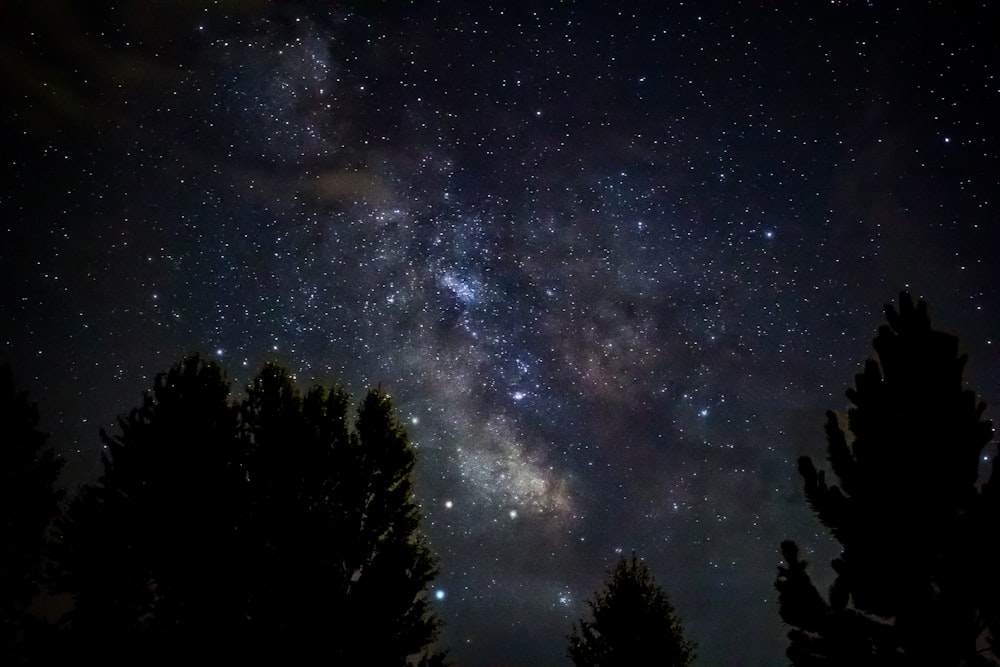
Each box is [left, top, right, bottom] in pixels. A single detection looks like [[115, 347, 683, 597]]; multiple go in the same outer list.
[[3, 3, 999, 665]]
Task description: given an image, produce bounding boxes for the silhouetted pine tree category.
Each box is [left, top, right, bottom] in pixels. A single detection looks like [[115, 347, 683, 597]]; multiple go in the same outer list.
[[239, 362, 347, 647], [777, 293, 999, 666], [241, 364, 443, 664], [336, 386, 442, 664], [0, 364, 64, 664], [55, 355, 245, 663], [568, 553, 696, 667]]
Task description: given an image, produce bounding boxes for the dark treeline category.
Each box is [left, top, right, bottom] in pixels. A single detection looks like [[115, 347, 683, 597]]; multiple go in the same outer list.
[[0, 364, 63, 663], [3, 291, 999, 666], [1, 357, 445, 666]]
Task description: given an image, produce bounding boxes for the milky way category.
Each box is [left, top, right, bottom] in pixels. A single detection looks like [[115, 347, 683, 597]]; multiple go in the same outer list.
[[3, 3, 999, 664]]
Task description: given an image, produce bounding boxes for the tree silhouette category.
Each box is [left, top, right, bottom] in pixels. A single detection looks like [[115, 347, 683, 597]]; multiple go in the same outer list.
[[240, 363, 443, 664], [58, 355, 443, 664], [776, 293, 999, 666], [0, 364, 64, 663], [568, 552, 696, 667], [56, 355, 245, 662]]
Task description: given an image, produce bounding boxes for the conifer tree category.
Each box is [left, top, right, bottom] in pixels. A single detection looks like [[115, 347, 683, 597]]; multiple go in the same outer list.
[[568, 553, 696, 667], [241, 364, 442, 664], [776, 293, 999, 666], [56, 355, 245, 662]]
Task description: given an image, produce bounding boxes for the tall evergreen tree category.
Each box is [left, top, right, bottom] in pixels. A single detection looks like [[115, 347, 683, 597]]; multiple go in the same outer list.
[[241, 364, 442, 664], [0, 364, 64, 663], [333, 386, 442, 664], [56, 355, 245, 662], [568, 553, 696, 667], [240, 363, 344, 646], [776, 293, 999, 666]]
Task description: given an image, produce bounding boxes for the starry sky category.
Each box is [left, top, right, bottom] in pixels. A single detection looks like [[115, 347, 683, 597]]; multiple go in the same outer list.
[[2, 2, 999, 665]]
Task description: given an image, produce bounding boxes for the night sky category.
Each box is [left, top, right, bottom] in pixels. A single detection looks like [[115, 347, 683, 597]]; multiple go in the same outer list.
[[3, 2, 999, 665]]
